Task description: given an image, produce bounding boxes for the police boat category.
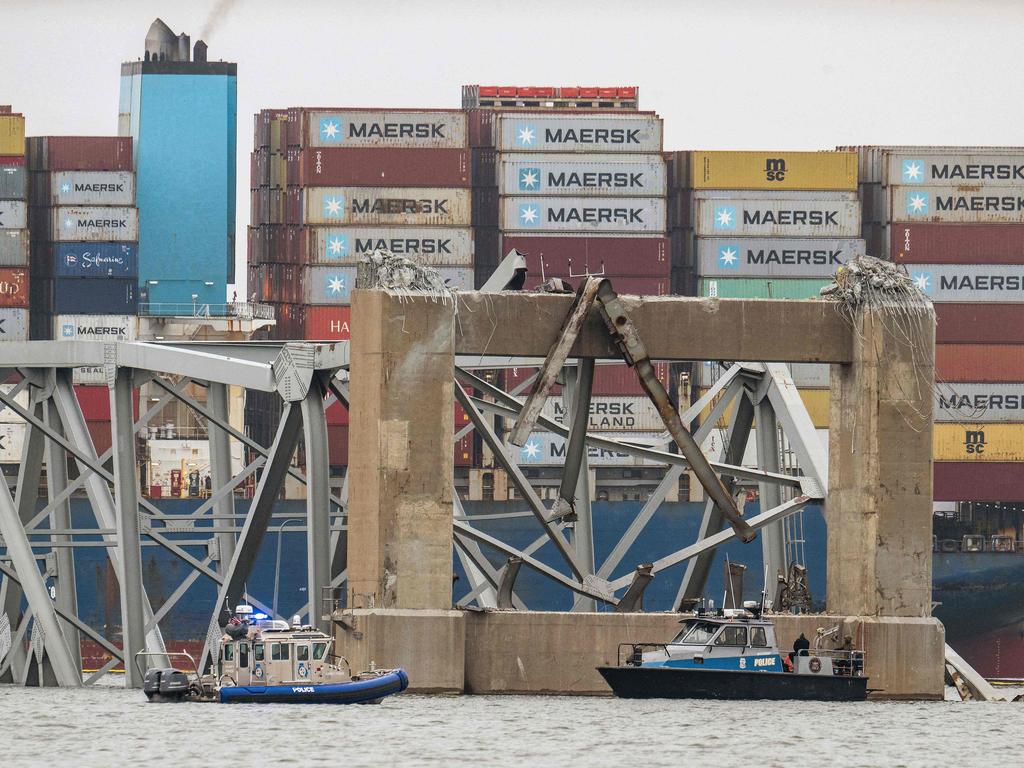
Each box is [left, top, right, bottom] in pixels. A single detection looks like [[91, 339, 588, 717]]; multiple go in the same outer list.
[[596, 601, 868, 701], [138, 605, 408, 705]]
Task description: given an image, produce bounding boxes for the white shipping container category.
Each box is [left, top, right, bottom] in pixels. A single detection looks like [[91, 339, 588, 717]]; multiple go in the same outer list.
[[308, 227, 473, 266], [50, 206, 139, 241], [500, 196, 666, 234], [903, 264, 1024, 302], [0, 384, 29, 422], [691, 190, 859, 201], [302, 187, 471, 226], [305, 110, 467, 148], [0, 422, 26, 462], [890, 186, 1024, 223], [0, 308, 28, 341], [47, 171, 135, 206], [496, 114, 663, 153], [935, 383, 1024, 422], [695, 237, 865, 278], [541, 395, 664, 431], [512, 432, 669, 466], [885, 153, 1024, 187], [497, 153, 667, 197], [54, 314, 137, 385], [0, 200, 27, 229], [696, 361, 830, 388], [693, 197, 861, 237], [0, 229, 29, 265]]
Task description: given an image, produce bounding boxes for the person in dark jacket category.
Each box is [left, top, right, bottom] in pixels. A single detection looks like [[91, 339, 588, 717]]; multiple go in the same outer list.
[[787, 632, 811, 670]]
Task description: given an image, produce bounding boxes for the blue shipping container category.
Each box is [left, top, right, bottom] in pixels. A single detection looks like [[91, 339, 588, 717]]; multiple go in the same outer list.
[[53, 242, 138, 278], [53, 277, 137, 314]]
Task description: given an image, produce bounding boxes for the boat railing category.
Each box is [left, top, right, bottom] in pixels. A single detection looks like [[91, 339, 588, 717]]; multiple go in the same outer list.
[[795, 648, 866, 677], [617, 643, 668, 666]]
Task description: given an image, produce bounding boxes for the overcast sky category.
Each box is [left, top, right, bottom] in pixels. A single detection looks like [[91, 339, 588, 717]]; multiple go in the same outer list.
[[5, 0, 1024, 295]]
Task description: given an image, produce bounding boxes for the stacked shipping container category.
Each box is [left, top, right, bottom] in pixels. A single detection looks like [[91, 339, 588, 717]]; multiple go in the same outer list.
[[26, 136, 139, 360], [857, 148, 1024, 500], [0, 107, 28, 342]]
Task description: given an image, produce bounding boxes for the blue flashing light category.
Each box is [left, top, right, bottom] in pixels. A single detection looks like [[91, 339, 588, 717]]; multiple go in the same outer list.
[[251, 612, 269, 621]]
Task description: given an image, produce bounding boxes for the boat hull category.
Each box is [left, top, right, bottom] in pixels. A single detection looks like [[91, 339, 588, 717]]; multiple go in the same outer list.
[[596, 665, 868, 701], [219, 669, 408, 704]]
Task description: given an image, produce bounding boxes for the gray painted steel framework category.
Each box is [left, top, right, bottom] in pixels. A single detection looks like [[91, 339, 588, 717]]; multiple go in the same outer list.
[[0, 336, 826, 689]]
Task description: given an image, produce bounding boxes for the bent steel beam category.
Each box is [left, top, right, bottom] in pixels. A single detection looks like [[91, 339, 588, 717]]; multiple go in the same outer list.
[[300, 380, 332, 632]]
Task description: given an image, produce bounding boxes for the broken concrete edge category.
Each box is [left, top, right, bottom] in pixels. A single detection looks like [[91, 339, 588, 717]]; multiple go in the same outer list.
[[332, 609, 945, 700]]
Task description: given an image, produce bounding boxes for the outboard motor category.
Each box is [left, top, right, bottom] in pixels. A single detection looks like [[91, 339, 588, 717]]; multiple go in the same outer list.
[[143, 668, 190, 702]]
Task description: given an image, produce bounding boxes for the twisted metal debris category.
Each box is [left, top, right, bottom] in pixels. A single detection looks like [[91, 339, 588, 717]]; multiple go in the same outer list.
[[356, 249, 457, 305]]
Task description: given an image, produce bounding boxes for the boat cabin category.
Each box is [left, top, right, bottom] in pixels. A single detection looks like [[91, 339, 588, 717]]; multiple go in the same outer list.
[[638, 608, 785, 673]]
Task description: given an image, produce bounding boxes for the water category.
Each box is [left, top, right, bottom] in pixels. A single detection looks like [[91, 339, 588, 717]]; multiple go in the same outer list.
[[1, 683, 1020, 767]]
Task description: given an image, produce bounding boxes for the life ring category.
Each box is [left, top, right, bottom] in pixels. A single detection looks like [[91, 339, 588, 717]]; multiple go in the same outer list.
[[809, 656, 822, 673], [254, 665, 264, 679]]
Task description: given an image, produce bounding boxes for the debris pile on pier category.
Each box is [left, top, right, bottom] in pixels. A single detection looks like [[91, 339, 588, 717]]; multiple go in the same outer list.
[[356, 249, 457, 304], [819, 255, 930, 314]]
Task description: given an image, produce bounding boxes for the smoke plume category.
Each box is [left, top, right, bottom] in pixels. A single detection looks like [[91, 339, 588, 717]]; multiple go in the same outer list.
[[199, 0, 238, 42]]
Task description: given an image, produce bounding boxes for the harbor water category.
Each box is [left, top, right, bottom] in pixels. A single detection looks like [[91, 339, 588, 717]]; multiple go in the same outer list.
[[0, 683, 1019, 767]]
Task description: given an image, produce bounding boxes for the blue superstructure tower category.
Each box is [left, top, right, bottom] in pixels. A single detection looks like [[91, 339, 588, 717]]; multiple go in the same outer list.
[[119, 19, 236, 310]]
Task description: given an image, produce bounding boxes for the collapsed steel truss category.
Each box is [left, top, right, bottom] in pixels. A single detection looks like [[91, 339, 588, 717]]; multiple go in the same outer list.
[[0, 330, 827, 689]]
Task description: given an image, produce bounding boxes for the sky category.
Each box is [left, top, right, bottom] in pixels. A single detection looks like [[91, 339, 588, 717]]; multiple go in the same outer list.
[[5, 0, 1024, 296]]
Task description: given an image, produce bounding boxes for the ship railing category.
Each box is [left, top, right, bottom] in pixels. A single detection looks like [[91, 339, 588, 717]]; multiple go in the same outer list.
[[138, 301, 275, 320], [796, 648, 866, 677]]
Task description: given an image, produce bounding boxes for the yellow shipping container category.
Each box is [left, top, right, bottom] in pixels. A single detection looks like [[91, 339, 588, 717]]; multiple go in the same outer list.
[[698, 388, 830, 429], [933, 423, 1024, 462], [0, 115, 26, 156], [690, 151, 858, 191]]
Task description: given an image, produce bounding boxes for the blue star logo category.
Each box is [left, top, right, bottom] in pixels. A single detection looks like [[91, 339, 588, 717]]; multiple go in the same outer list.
[[717, 244, 740, 269], [713, 205, 737, 230], [323, 195, 345, 219], [319, 117, 343, 142], [901, 159, 925, 184], [906, 191, 929, 216], [518, 203, 541, 228], [325, 233, 348, 259], [325, 275, 348, 297], [911, 271, 933, 294], [61, 324, 74, 338], [518, 167, 541, 191], [515, 123, 537, 147], [520, 439, 543, 463]]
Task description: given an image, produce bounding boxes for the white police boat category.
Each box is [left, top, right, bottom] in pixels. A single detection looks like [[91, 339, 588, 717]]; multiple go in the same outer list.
[[597, 601, 868, 701], [139, 605, 408, 705]]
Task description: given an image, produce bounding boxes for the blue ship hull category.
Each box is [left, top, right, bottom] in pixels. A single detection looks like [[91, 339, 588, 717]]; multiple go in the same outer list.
[[219, 669, 408, 704]]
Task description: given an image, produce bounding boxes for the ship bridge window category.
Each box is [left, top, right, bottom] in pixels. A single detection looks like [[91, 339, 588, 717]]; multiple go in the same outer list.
[[714, 626, 748, 646], [222, 644, 234, 662], [672, 620, 718, 645], [271, 642, 290, 661], [239, 642, 249, 669], [313, 642, 328, 660], [254, 643, 264, 661], [297, 645, 310, 662], [750, 627, 768, 647]]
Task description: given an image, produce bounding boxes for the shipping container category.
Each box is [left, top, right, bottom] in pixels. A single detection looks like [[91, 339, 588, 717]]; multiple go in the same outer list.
[[301, 109, 468, 149], [326, 400, 349, 427], [327, 424, 349, 466], [51, 242, 138, 278], [935, 383, 1024, 422], [0, 116, 25, 157], [504, 361, 671, 396], [935, 304, 1024, 344], [0, 384, 29, 420], [666, 151, 690, 190], [74, 384, 140, 421], [690, 151, 857, 191], [293, 147, 470, 187], [934, 423, 1024, 461], [937, 344, 1024, 382], [37, 171, 135, 206], [0, 201, 27, 229], [307, 227, 473, 266], [0, 164, 26, 199], [86, 420, 112, 456], [885, 153, 1024, 187], [890, 223, 1024, 264], [696, 361, 830, 388], [698, 387, 830, 429], [54, 316, 137, 384], [500, 196, 665, 234], [0, 308, 28, 341], [903, 264, 1024, 302], [0, 229, 28, 265], [695, 237, 865, 278], [542, 395, 666, 431], [51, 279, 136, 314], [699, 278, 828, 300], [496, 153, 667, 197], [890, 186, 1024, 223], [933, 462, 1024, 502], [301, 265, 473, 303], [44, 206, 139, 242], [512, 431, 669, 466], [495, 114, 662, 153], [501, 234, 669, 278], [0, 267, 28, 308], [693, 197, 860, 237], [26, 136, 133, 171], [0, 422, 26, 462], [302, 187, 471, 226]]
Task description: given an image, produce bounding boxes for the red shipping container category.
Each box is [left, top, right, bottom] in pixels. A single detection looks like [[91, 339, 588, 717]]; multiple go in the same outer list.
[[0, 155, 25, 167], [936, 304, 1024, 344], [936, 344, 1024, 382], [934, 462, 1024, 502], [327, 424, 349, 466], [326, 400, 349, 426], [293, 147, 470, 187], [87, 420, 112, 456], [303, 306, 351, 340], [891, 223, 1024, 264], [75, 385, 140, 421], [0, 267, 28, 308], [28, 136, 133, 171], [454, 433, 474, 467], [502, 235, 670, 279]]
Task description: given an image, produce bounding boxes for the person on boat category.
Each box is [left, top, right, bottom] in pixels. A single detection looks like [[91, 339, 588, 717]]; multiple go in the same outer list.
[[835, 635, 854, 676]]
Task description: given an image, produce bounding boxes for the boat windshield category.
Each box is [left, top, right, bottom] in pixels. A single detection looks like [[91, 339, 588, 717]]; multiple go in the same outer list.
[[671, 620, 720, 645]]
